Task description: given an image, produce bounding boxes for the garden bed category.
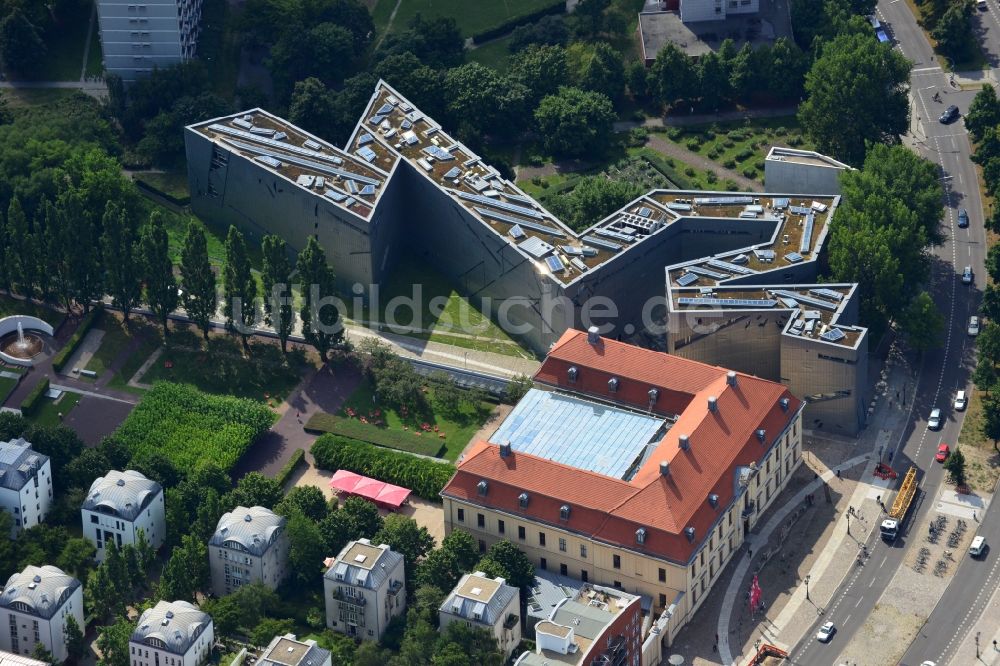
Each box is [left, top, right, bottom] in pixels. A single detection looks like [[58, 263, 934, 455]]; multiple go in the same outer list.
[[304, 413, 445, 457]]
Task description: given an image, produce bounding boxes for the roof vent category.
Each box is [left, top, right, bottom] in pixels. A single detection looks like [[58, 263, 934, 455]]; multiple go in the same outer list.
[[708, 396, 718, 413], [659, 461, 669, 476], [165, 611, 174, 619], [567, 366, 578, 383], [648, 388, 659, 403], [560, 504, 571, 520], [32, 575, 41, 584], [477, 480, 488, 496], [779, 398, 790, 412], [636, 528, 647, 545], [678, 434, 690, 451], [244, 514, 253, 522], [684, 527, 695, 542], [116, 478, 126, 487], [608, 377, 619, 393], [518, 492, 529, 509], [499, 442, 512, 458], [756, 429, 766, 443], [708, 493, 719, 508], [726, 371, 737, 387], [587, 326, 600, 345]]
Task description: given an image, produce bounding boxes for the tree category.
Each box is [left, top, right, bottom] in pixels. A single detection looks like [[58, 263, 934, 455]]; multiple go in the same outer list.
[[547, 175, 645, 231], [476, 540, 535, 591], [0, 9, 46, 77], [374, 514, 435, 588], [57, 538, 97, 582], [249, 617, 296, 648], [222, 225, 259, 350], [288, 78, 338, 137], [228, 472, 283, 509], [285, 511, 326, 584], [276, 485, 329, 522], [931, 0, 975, 64], [566, 41, 625, 102], [899, 291, 944, 353], [87, 558, 122, 619], [268, 22, 356, 95], [442, 529, 480, 572], [943, 446, 966, 485], [988, 244, 1000, 284], [62, 191, 103, 313], [319, 496, 383, 555], [509, 15, 569, 52], [96, 617, 133, 666], [979, 322, 1000, 366], [697, 51, 732, 110], [30, 642, 54, 664], [415, 548, 462, 593], [799, 33, 911, 165], [180, 220, 217, 341], [983, 283, 1000, 321], [965, 85, 1000, 142], [650, 43, 697, 107], [64, 614, 86, 663], [378, 13, 465, 69], [158, 534, 208, 601], [534, 87, 616, 158], [296, 236, 342, 360], [140, 210, 179, 336], [101, 201, 142, 322], [505, 374, 533, 404], [5, 196, 29, 295], [984, 394, 1000, 452], [261, 234, 294, 352], [510, 45, 569, 106]]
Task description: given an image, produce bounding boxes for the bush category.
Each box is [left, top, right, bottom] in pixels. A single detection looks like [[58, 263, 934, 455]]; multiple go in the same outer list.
[[742, 167, 757, 178], [724, 179, 739, 191], [754, 160, 765, 171], [707, 149, 721, 160], [735, 148, 754, 161], [114, 382, 275, 474], [627, 127, 649, 147], [471, 0, 565, 44], [312, 434, 455, 501], [705, 170, 718, 183], [52, 307, 103, 373], [304, 414, 444, 457], [685, 138, 702, 151], [275, 448, 306, 488], [723, 158, 737, 169], [20, 378, 49, 416], [684, 167, 696, 177], [787, 135, 804, 147]]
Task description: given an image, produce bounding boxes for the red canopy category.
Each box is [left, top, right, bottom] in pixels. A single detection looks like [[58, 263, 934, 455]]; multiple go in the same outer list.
[[330, 469, 412, 509]]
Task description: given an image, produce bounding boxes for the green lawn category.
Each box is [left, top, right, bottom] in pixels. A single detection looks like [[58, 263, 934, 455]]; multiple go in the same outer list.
[[0, 89, 76, 109], [83, 312, 161, 385], [467, 35, 515, 70], [0, 296, 66, 328], [135, 170, 190, 201], [0, 375, 19, 405], [28, 391, 83, 428], [374, 0, 559, 37], [141, 332, 310, 403], [309, 378, 492, 461]]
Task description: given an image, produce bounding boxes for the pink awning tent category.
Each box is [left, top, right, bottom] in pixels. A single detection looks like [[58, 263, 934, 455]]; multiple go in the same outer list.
[[329, 469, 412, 510]]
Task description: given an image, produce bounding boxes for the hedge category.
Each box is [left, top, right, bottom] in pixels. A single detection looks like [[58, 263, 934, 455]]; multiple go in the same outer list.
[[304, 413, 444, 457], [114, 382, 275, 473], [134, 177, 191, 206], [312, 434, 455, 502], [276, 448, 306, 488], [470, 0, 565, 44], [20, 377, 50, 416], [52, 307, 103, 373]]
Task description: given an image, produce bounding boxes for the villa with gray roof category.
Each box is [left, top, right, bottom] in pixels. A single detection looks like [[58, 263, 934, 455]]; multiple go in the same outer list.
[[208, 506, 289, 597], [0, 439, 52, 538], [130, 600, 213, 666], [323, 538, 405, 641], [259, 633, 331, 666], [81, 470, 165, 561], [0, 565, 84, 662], [439, 572, 520, 657]]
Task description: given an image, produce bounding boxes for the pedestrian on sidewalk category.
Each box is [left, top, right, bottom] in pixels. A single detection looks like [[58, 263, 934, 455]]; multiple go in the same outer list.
[[836, 469, 841, 479]]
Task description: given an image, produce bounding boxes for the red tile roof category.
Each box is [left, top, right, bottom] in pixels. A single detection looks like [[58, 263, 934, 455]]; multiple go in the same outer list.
[[442, 329, 802, 564]]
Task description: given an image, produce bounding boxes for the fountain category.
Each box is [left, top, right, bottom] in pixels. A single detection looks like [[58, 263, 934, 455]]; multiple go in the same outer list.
[[0, 319, 44, 362], [14, 322, 30, 353]]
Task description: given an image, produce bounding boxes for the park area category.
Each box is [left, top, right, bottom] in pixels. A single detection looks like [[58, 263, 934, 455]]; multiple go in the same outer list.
[[372, 0, 561, 37]]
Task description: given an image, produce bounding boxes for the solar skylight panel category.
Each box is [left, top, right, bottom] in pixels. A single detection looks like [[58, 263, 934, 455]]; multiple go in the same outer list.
[[358, 133, 374, 146], [582, 235, 621, 251], [580, 246, 599, 257], [779, 297, 799, 308], [232, 118, 253, 130], [685, 266, 728, 280], [209, 124, 345, 164], [356, 146, 377, 162], [789, 205, 812, 215], [296, 175, 315, 187], [443, 167, 462, 180], [809, 288, 844, 301], [249, 126, 275, 136], [771, 290, 839, 311], [638, 207, 652, 217], [560, 245, 582, 256], [324, 190, 347, 202], [303, 139, 321, 150], [594, 228, 635, 243], [509, 225, 526, 239], [545, 255, 566, 272], [740, 211, 757, 218], [677, 297, 777, 307], [667, 202, 692, 211], [694, 196, 754, 206], [377, 103, 393, 115], [519, 236, 554, 259], [273, 132, 287, 141], [346, 180, 359, 194], [801, 310, 821, 320], [753, 249, 776, 260], [452, 190, 545, 219], [706, 259, 755, 275], [360, 184, 376, 196], [799, 213, 815, 254], [820, 328, 847, 342], [223, 138, 381, 186], [473, 208, 564, 237], [675, 272, 699, 287], [401, 119, 413, 130], [784, 252, 804, 263], [255, 155, 282, 168], [571, 257, 588, 272], [368, 114, 385, 126]]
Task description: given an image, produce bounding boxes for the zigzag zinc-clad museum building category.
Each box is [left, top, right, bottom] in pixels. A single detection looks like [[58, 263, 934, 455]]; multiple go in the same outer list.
[[185, 81, 869, 434]]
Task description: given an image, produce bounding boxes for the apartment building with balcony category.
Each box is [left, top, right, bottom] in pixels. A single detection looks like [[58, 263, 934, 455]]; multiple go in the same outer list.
[[323, 539, 405, 641], [439, 572, 520, 658], [81, 470, 165, 561], [0, 565, 84, 662], [96, 0, 203, 82], [0, 439, 52, 538], [130, 600, 213, 666], [441, 328, 804, 648], [208, 506, 289, 597]]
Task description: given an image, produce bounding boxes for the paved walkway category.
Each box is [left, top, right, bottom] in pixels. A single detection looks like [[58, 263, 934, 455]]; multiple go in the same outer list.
[[645, 134, 761, 191], [612, 105, 798, 131], [953, 582, 1000, 664]]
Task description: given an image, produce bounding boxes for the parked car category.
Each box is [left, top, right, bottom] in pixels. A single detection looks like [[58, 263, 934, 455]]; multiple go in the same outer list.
[[958, 208, 969, 228], [970, 535, 986, 557], [816, 621, 836, 643], [928, 408, 943, 430], [940, 105, 960, 123], [955, 390, 968, 411], [978, 0, 988, 10], [936, 443, 950, 463], [969, 316, 981, 336], [962, 266, 973, 284]]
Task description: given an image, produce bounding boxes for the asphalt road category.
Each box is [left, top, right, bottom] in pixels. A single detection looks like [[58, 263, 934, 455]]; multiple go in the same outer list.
[[788, 2, 989, 663]]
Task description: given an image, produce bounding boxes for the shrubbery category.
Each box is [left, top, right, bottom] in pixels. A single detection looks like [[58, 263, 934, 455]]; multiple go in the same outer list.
[[114, 382, 274, 473], [20, 377, 49, 416], [312, 434, 455, 501], [52, 307, 102, 373], [275, 448, 306, 488]]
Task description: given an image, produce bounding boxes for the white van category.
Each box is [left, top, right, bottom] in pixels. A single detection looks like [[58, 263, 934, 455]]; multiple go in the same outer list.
[[970, 535, 986, 557]]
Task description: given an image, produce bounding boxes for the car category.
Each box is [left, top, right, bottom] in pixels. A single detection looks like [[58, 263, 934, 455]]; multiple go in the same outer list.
[[816, 621, 836, 643], [955, 390, 968, 411], [969, 316, 981, 336], [921, 662, 938, 666], [970, 535, 987, 557], [958, 209, 969, 228], [978, 0, 988, 10], [928, 408, 943, 430], [940, 105, 960, 123], [962, 266, 973, 284], [936, 443, 950, 462]]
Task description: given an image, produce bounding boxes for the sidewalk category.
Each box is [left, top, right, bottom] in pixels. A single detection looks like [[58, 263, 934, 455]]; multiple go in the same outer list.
[[613, 105, 798, 131], [952, 583, 1000, 665]]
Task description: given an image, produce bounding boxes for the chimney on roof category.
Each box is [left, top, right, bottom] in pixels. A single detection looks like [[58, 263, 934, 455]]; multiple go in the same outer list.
[[659, 461, 669, 476], [708, 396, 718, 413], [587, 326, 600, 345], [648, 388, 659, 403], [678, 434, 690, 451], [499, 442, 512, 458], [726, 371, 737, 387], [708, 493, 719, 508], [757, 429, 766, 444], [684, 527, 695, 542], [779, 398, 790, 412]]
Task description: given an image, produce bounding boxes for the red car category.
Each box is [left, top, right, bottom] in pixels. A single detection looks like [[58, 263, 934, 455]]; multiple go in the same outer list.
[[935, 443, 950, 463]]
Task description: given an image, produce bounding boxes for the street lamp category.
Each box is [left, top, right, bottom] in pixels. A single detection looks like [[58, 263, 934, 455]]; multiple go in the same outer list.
[[846, 511, 851, 536], [976, 631, 981, 658], [804, 574, 811, 601]]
